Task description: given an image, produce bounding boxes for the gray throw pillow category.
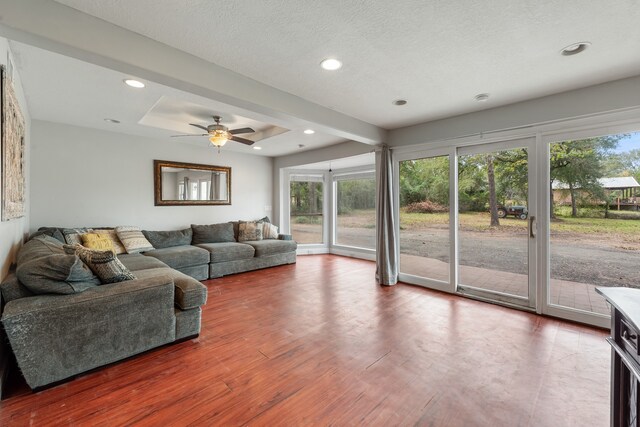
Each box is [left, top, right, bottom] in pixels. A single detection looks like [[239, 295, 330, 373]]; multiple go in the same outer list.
[[16, 254, 100, 295], [16, 235, 66, 265], [29, 227, 65, 243], [64, 244, 136, 284], [191, 223, 235, 244], [142, 228, 193, 249]]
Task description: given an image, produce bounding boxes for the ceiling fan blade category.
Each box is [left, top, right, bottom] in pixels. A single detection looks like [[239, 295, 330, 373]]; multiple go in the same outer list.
[[189, 123, 209, 131], [171, 134, 208, 137], [229, 127, 255, 135], [230, 135, 255, 145]]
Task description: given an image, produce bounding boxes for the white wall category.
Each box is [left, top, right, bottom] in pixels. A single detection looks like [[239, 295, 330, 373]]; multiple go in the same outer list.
[[389, 75, 640, 147], [0, 38, 30, 280], [30, 121, 273, 231]]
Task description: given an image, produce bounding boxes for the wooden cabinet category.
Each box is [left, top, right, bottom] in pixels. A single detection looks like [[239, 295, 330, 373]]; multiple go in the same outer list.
[[597, 287, 640, 427]]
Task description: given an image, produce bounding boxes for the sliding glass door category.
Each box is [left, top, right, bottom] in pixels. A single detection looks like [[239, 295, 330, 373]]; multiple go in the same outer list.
[[398, 154, 452, 288], [457, 139, 536, 308], [544, 130, 640, 324]]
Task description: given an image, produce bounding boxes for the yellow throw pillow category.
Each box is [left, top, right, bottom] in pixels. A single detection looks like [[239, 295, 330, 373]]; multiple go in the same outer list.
[[81, 233, 116, 253], [93, 229, 127, 255]]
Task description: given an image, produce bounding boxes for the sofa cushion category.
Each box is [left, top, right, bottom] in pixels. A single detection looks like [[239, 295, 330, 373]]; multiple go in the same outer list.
[[65, 245, 136, 284], [196, 242, 255, 263], [93, 229, 127, 254], [115, 226, 155, 253], [142, 228, 192, 249], [243, 239, 298, 257], [16, 254, 100, 295], [144, 245, 209, 270], [16, 235, 65, 265], [238, 221, 263, 242], [191, 223, 235, 244], [133, 267, 207, 310], [118, 253, 168, 271]]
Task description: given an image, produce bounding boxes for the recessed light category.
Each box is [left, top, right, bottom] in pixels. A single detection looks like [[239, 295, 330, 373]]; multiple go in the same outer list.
[[474, 93, 490, 102], [123, 79, 145, 88], [253, 146, 262, 150], [393, 99, 407, 106], [303, 129, 315, 134], [561, 42, 591, 56], [320, 58, 342, 71], [104, 118, 120, 123]]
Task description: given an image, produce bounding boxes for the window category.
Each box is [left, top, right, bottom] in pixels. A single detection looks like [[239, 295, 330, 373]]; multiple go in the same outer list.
[[335, 174, 375, 250], [289, 175, 324, 244]]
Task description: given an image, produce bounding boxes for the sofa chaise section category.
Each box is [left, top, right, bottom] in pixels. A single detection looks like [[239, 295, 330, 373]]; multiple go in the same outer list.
[[2, 274, 176, 389]]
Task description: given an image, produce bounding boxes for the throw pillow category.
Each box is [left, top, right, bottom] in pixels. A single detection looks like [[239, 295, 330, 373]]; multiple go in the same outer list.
[[64, 244, 136, 284], [142, 228, 193, 249], [16, 253, 100, 295], [191, 223, 235, 244], [115, 226, 154, 254], [16, 235, 66, 265], [62, 227, 93, 245], [81, 233, 116, 253], [93, 229, 127, 255], [262, 222, 279, 239], [29, 227, 65, 243], [238, 221, 263, 242], [259, 216, 271, 224]]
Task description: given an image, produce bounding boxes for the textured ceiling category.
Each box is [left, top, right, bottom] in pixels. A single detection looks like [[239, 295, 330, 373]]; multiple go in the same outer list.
[[53, 0, 640, 129], [10, 42, 345, 157]]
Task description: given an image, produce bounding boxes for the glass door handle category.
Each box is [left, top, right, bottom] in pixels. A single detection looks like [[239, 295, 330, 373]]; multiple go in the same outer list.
[[529, 215, 536, 238]]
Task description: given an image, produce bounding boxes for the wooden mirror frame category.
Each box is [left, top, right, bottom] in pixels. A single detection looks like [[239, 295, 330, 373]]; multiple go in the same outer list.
[[154, 160, 231, 206]]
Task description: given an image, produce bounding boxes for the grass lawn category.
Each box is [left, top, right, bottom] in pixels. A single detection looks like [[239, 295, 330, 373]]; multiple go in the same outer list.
[[330, 209, 640, 244]]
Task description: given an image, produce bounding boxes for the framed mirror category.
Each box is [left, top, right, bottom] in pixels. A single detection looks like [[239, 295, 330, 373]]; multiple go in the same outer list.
[[154, 160, 231, 206]]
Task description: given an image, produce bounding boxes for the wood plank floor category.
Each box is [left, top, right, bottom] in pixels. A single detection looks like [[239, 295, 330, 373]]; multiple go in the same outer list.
[[0, 255, 610, 426]]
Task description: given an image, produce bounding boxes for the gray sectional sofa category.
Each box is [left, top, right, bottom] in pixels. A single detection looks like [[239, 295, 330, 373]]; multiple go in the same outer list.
[[0, 221, 297, 390], [0, 236, 207, 390]]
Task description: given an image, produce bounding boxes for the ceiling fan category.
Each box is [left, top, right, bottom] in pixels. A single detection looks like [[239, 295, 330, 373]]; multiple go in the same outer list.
[[172, 115, 255, 150]]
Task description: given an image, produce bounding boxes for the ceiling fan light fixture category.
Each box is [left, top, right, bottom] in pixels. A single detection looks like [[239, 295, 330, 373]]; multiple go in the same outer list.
[[209, 130, 228, 147]]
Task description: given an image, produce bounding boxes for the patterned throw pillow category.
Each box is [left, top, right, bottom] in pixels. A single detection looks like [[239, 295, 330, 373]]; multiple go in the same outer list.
[[115, 226, 154, 254], [81, 233, 115, 253], [262, 222, 278, 239], [64, 244, 136, 284], [238, 221, 263, 242], [93, 229, 127, 254], [62, 227, 93, 245]]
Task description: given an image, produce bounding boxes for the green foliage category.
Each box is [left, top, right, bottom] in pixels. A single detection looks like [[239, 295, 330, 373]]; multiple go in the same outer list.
[[290, 181, 323, 215], [399, 157, 449, 206], [336, 179, 375, 214]]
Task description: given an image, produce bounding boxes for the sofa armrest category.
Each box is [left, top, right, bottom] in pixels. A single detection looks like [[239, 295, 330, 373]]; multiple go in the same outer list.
[[278, 234, 293, 241], [1, 275, 177, 389]]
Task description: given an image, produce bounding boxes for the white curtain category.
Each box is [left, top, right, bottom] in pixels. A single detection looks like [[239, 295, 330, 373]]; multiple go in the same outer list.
[[375, 144, 398, 285]]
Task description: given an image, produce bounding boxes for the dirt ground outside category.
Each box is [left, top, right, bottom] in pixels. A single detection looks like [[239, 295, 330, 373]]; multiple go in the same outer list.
[[291, 210, 640, 289]]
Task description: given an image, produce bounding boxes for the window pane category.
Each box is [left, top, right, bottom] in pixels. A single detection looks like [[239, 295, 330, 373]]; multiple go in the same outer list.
[[290, 180, 323, 244], [399, 156, 450, 282], [549, 131, 640, 315], [336, 178, 376, 249]]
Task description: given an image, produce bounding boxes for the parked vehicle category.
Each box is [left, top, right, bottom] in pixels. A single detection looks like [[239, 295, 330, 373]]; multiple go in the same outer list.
[[497, 205, 528, 219]]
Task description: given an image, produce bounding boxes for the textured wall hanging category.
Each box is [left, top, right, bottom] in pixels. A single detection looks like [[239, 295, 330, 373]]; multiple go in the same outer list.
[[1, 65, 26, 221]]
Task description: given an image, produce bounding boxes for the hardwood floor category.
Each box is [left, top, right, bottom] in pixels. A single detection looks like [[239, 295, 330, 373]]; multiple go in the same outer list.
[[0, 255, 610, 426]]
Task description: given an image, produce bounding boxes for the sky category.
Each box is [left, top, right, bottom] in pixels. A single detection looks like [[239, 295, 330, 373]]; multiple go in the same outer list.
[[613, 132, 640, 154]]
